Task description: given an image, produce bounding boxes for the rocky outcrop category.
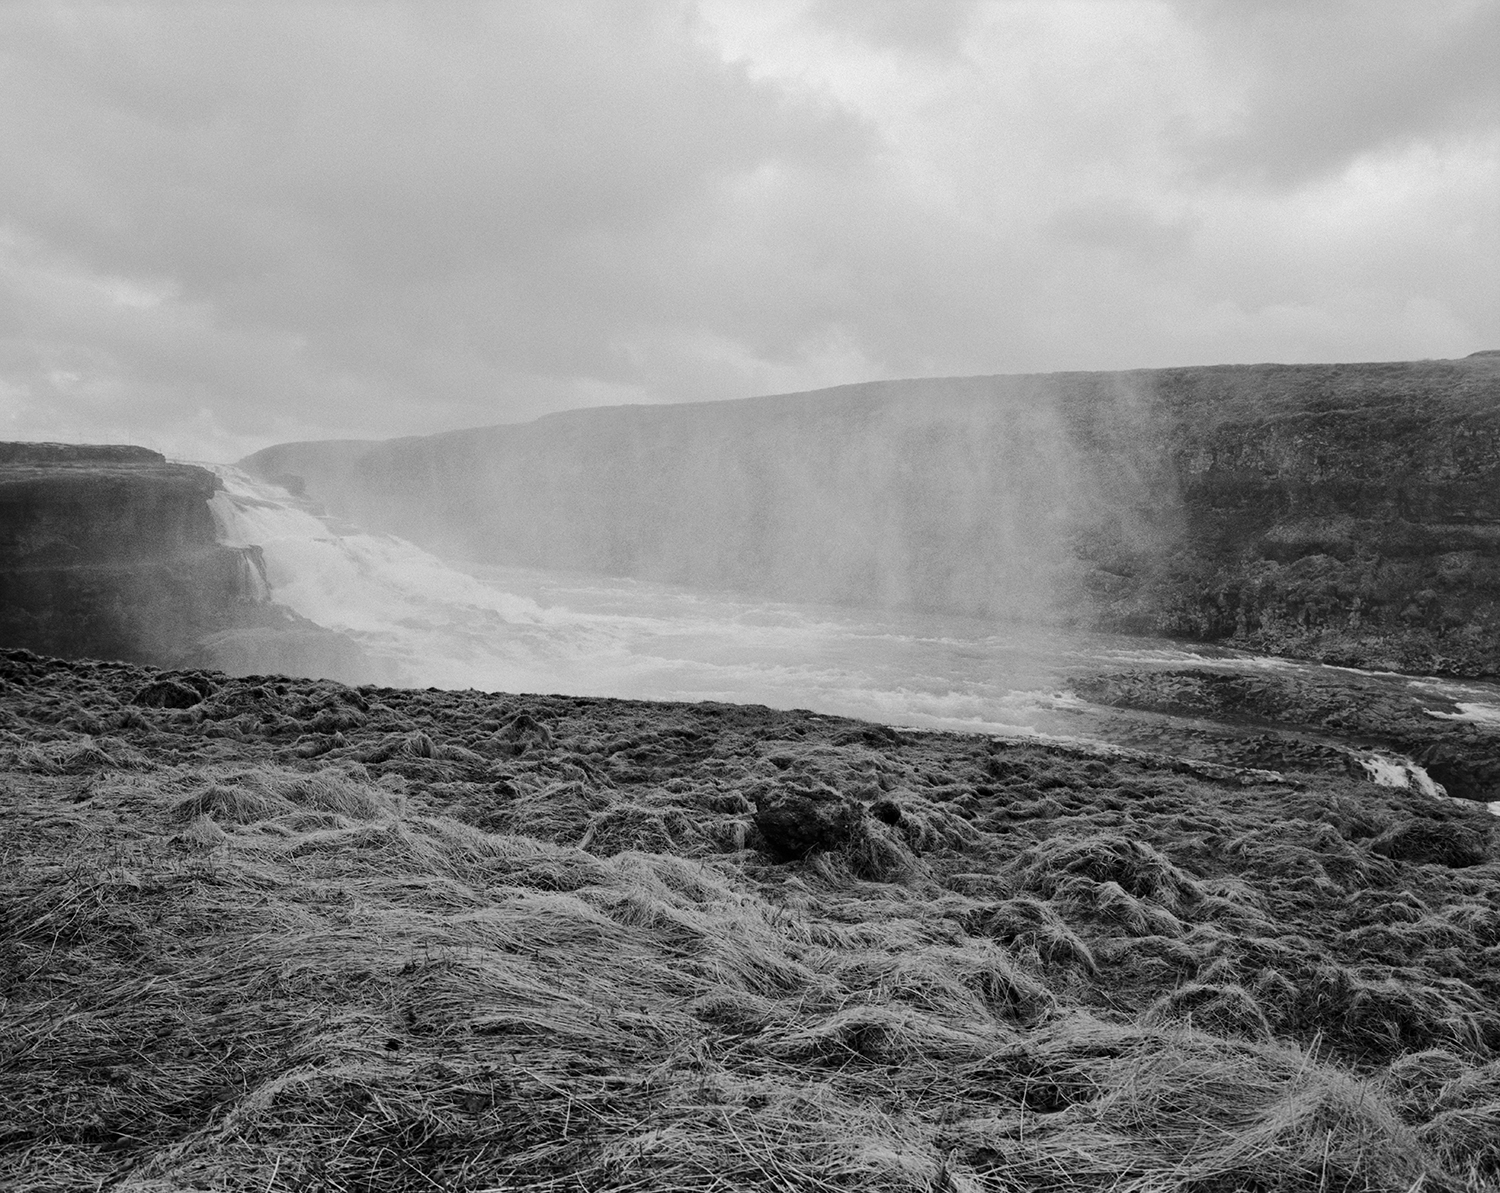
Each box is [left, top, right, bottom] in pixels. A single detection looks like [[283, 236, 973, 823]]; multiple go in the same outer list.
[[0, 442, 368, 678], [243, 354, 1500, 676], [1072, 667, 1500, 803], [0, 443, 264, 666], [1099, 355, 1500, 676]]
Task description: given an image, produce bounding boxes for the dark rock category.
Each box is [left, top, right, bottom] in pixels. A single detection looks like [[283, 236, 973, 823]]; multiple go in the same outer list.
[[0, 443, 165, 466], [1414, 742, 1500, 804], [0, 444, 266, 666], [133, 678, 205, 709], [0, 442, 381, 685], [1369, 819, 1490, 868], [752, 789, 866, 861], [1074, 667, 1500, 802]]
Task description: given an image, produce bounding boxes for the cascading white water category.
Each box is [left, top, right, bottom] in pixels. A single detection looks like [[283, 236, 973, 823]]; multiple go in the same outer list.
[[1357, 753, 1446, 799], [209, 468, 552, 638], [205, 466, 1143, 731]]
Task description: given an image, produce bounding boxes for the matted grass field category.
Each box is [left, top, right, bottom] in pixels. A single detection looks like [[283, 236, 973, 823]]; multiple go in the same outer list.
[[2, 648, 1498, 1191]]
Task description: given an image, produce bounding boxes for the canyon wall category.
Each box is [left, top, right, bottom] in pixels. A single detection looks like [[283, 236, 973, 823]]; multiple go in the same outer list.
[[244, 354, 1500, 676]]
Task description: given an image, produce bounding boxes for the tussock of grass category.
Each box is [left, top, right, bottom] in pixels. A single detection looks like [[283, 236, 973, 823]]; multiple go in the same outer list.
[[578, 800, 703, 856], [171, 810, 230, 849], [1383, 1046, 1472, 1119], [1325, 967, 1488, 1059], [1433, 1059, 1500, 1113], [172, 782, 293, 824], [1440, 901, 1500, 947], [762, 1002, 993, 1065], [1011, 832, 1205, 910], [884, 794, 981, 853], [2, 734, 148, 773], [1419, 1102, 1500, 1183], [1346, 916, 1476, 965], [843, 816, 928, 883], [1142, 982, 1273, 1042], [1208, 1067, 1432, 1192], [964, 894, 1098, 975], [1054, 875, 1188, 938]]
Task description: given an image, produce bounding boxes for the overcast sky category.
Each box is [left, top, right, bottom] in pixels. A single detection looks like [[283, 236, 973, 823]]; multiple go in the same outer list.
[[1, 1, 1496, 461]]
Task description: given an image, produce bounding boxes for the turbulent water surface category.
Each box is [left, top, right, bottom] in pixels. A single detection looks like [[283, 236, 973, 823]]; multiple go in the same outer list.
[[210, 467, 1500, 800]]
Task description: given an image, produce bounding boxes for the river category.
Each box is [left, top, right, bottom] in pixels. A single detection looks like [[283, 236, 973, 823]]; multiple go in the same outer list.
[[208, 466, 1500, 809]]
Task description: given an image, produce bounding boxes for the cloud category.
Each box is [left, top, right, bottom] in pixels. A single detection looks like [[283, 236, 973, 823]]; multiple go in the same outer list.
[[1174, 0, 1500, 186], [803, 0, 979, 56], [0, 1, 1495, 459], [0, 4, 874, 453]]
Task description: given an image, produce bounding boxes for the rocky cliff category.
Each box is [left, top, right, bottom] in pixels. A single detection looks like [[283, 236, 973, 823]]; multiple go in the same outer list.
[[243, 354, 1500, 676], [1085, 355, 1500, 675], [0, 443, 260, 666], [0, 442, 367, 678]]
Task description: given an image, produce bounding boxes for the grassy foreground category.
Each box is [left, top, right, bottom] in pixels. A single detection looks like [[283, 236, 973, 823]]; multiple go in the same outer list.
[[2, 650, 1499, 1192]]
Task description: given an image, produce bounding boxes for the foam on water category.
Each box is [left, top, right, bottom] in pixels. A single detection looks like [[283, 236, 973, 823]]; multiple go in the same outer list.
[[209, 472, 553, 637], [1357, 752, 1447, 799], [208, 467, 1155, 742], [209, 467, 1082, 730], [1425, 702, 1500, 727]]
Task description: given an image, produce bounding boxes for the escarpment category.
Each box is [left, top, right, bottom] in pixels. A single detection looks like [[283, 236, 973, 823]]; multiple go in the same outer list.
[[245, 355, 1500, 676]]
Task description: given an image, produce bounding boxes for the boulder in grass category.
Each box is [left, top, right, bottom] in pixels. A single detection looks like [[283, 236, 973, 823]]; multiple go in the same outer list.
[[752, 789, 865, 861], [1369, 818, 1489, 868]]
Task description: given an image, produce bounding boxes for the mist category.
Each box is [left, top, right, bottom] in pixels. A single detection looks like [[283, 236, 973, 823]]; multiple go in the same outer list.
[[242, 371, 1182, 632]]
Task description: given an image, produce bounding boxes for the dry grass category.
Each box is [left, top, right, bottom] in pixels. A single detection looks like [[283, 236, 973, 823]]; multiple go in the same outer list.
[[3, 654, 1499, 1191]]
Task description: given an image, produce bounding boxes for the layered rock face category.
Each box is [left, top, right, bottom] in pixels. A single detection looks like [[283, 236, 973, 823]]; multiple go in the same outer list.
[[0, 444, 288, 675], [0, 443, 385, 681], [243, 354, 1500, 676], [1086, 355, 1500, 675], [0, 443, 265, 666]]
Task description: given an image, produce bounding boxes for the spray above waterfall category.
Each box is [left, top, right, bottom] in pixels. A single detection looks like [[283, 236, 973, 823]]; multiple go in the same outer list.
[[240, 373, 1182, 629]]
